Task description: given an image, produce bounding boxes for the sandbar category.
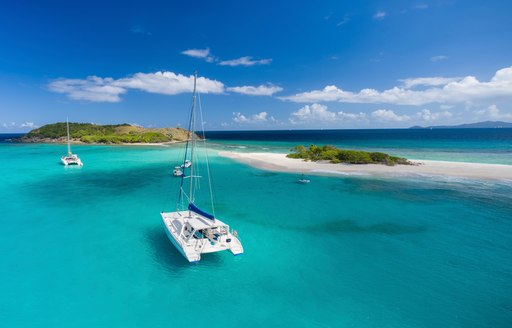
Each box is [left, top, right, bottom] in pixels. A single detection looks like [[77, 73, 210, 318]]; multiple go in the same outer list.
[[219, 151, 512, 181]]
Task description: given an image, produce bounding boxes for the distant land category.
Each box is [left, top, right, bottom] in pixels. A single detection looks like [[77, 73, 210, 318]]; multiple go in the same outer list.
[[18, 123, 194, 144], [410, 121, 512, 129]]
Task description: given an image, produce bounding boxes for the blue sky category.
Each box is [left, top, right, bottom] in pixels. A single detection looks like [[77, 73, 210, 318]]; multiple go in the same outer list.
[[1, 0, 512, 132]]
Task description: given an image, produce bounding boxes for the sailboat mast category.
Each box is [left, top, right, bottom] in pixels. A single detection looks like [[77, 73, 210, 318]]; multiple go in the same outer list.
[[66, 117, 71, 155], [189, 72, 198, 204]]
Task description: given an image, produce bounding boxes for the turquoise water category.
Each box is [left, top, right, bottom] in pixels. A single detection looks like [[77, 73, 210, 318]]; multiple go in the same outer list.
[[1, 142, 512, 327], [204, 129, 512, 164]]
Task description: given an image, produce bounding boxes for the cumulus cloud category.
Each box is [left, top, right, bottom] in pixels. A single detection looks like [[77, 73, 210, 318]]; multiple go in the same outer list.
[[281, 66, 512, 106], [49, 76, 126, 102], [289, 103, 366, 124], [181, 48, 215, 62], [233, 111, 274, 124], [371, 109, 410, 122], [218, 56, 272, 67], [415, 109, 452, 121], [114, 71, 225, 95], [373, 11, 387, 19], [227, 84, 283, 96], [474, 104, 512, 120], [48, 71, 225, 102]]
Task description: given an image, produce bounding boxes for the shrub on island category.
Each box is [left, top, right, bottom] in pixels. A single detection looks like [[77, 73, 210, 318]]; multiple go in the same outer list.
[[287, 144, 411, 166]]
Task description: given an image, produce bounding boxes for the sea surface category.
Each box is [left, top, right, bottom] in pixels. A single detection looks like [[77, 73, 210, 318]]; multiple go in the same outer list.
[[1, 130, 511, 327]]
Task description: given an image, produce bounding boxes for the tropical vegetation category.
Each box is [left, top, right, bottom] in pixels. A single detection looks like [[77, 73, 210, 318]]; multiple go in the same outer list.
[[287, 144, 411, 166], [20, 122, 194, 144]]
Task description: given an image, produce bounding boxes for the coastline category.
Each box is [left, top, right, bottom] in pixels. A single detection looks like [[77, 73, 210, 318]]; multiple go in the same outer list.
[[219, 151, 512, 181], [13, 139, 182, 147]]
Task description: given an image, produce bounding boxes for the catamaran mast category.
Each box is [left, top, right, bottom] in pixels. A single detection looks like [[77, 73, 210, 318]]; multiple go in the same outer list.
[[189, 72, 198, 204], [66, 117, 71, 155]]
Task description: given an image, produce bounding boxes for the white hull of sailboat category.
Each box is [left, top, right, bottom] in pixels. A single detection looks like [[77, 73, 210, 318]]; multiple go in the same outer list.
[[61, 155, 83, 166], [161, 211, 243, 263]]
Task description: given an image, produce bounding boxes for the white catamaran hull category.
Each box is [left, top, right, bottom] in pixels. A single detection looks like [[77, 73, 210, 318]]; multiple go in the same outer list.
[[61, 155, 83, 166], [161, 211, 243, 263]]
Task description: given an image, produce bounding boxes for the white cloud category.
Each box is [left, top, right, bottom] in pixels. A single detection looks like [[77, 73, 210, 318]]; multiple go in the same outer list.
[[415, 109, 452, 121], [218, 56, 272, 67], [337, 111, 367, 121], [373, 11, 387, 19], [281, 66, 512, 106], [181, 48, 215, 62], [48, 71, 225, 102], [400, 77, 461, 88], [48, 76, 126, 102], [114, 71, 225, 95], [227, 84, 283, 96], [474, 104, 512, 120], [1, 121, 38, 130], [181, 48, 272, 67], [233, 111, 273, 124], [415, 4, 429, 10], [289, 103, 366, 124], [290, 104, 335, 123], [20, 122, 38, 128], [431, 55, 448, 62], [371, 109, 410, 122]]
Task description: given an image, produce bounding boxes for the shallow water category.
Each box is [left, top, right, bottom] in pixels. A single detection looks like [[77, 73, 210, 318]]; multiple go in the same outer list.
[[0, 142, 511, 327]]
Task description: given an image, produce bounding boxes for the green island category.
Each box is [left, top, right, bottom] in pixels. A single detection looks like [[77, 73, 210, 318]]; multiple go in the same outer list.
[[19, 122, 194, 144], [287, 144, 412, 166]]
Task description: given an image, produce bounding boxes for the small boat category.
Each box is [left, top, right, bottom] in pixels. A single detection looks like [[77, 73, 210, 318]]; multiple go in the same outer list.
[[173, 166, 183, 177], [61, 118, 83, 166], [161, 72, 243, 262], [298, 174, 310, 183], [180, 160, 192, 168]]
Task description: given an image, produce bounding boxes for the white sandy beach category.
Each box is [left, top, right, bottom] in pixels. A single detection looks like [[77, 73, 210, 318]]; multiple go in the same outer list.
[[219, 151, 512, 181]]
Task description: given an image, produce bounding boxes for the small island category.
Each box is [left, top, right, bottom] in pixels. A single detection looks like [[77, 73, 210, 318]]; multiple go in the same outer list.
[[287, 145, 411, 166], [18, 122, 195, 144]]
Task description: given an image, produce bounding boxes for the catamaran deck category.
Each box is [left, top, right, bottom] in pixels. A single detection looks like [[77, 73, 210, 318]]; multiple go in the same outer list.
[[161, 210, 243, 262]]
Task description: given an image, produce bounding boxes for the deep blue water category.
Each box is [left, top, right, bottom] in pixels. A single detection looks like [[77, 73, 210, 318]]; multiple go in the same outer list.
[[0, 133, 24, 142], [205, 128, 512, 142], [0, 133, 511, 327]]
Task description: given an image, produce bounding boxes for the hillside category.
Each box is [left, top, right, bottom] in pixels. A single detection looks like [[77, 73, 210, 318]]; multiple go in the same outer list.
[[19, 122, 195, 144]]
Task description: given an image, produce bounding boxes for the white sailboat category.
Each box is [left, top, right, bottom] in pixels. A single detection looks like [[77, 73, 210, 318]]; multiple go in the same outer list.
[[60, 118, 83, 166], [161, 72, 243, 262]]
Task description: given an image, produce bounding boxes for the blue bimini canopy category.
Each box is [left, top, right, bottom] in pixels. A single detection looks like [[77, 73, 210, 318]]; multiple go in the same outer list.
[[188, 203, 215, 220]]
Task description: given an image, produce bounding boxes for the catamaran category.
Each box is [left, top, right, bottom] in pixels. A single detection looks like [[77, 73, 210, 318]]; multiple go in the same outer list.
[[160, 72, 243, 262], [61, 119, 83, 166]]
